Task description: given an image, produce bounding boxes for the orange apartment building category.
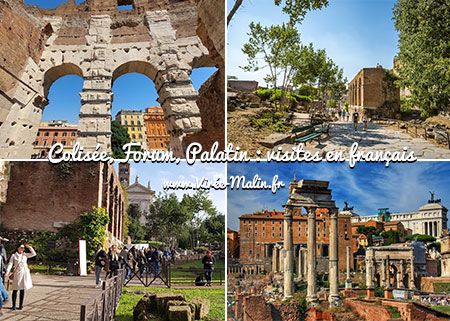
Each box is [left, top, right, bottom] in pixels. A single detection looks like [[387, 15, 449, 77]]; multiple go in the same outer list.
[[144, 106, 170, 151], [32, 121, 78, 158], [239, 209, 354, 272]]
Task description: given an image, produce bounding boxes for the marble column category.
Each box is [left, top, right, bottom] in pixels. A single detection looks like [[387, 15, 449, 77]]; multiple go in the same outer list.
[[283, 206, 294, 299], [366, 257, 374, 288], [345, 246, 352, 289], [329, 209, 341, 307], [307, 207, 319, 306], [298, 248, 304, 279], [303, 249, 308, 281], [272, 246, 279, 272], [409, 257, 416, 290]]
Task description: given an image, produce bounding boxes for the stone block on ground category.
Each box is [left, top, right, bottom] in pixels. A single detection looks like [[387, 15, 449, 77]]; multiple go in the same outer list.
[[258, 133, 291, 148], [190, 297, 210, 319], [155, 292, 186, 314], [168, 305, 192, 321]]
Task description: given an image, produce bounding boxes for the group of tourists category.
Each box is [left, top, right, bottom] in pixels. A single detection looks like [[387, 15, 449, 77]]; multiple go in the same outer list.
[[93, 243, 217, 287], [0, 241, 37, 316], [340, 108, 368, 131]]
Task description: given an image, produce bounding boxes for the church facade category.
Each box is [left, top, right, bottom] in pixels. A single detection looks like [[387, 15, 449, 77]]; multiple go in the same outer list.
[[126, 176, 155, 225]]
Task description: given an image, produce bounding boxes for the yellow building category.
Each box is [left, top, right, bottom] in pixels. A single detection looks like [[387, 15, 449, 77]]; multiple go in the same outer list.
[[115, 110, 148, 150]]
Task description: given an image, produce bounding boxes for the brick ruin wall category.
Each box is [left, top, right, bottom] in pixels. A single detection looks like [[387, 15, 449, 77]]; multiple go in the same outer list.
[[0, 0, 224, 157], [0, 162, 102, 232]]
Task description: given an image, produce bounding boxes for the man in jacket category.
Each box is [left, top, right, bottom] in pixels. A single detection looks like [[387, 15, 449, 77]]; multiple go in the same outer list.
[[93, 244, 107, 288], [202, 250, 216, 286]]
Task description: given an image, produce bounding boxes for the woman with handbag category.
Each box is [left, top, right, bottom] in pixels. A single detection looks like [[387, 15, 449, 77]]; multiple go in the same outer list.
[[4, 243, 36, 310]]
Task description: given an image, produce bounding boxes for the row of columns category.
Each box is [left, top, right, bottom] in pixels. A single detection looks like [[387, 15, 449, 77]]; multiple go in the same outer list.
[[227, 265, 264, 275], [283, 206, 340, 307], [424, 221, 439, 237], [348, 78, 362, 106]]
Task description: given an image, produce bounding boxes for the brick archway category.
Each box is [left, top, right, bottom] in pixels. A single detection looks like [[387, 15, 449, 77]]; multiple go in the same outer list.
[[0, 0, 221, 158]]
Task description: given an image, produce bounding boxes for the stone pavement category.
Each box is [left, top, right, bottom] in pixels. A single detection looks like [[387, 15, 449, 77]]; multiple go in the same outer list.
[[0, 273, 103, 321], [279, 120, 450, 159]]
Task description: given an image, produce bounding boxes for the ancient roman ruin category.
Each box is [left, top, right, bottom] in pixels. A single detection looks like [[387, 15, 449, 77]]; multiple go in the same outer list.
[[0, 0, 224, 158], [282, 178, 341, 307]]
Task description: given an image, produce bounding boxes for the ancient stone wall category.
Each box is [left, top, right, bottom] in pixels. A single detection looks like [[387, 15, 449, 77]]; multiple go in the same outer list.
[[0, 162, 125, 241], [0, 0, 224, 158], [348, 68, 400, 118]]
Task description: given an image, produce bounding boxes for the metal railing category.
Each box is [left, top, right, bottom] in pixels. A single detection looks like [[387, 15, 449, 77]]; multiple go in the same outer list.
[[80, 269, 125, 321], [374, 117, 450, 149], [169, 267, 224, 286]]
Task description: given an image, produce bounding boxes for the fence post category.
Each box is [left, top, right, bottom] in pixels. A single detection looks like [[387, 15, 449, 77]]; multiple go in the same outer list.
[[80, 305, 86, 321], [447, 132, 450, 149], [168, 264, 172, 288], [102, 280, 106, 321], [424, 128, 427, 140]]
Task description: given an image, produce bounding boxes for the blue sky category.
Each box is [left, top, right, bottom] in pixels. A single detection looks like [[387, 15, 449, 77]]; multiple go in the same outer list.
[[26, 0, 216, 124], [114, 162, 226, 215], [228, 0, 399, 85], [227, 162, 450, 230]]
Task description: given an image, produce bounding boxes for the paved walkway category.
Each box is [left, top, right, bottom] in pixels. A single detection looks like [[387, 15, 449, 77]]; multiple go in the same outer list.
[[280, 119, 450, 159], [1, 274, 102, 321]]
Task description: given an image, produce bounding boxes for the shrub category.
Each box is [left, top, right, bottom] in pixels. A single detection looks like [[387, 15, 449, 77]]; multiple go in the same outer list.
[[327, 99, 337, 108]]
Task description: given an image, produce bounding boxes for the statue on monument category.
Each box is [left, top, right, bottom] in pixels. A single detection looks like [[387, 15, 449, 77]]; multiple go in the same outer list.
[[343, 201, 354, 211]]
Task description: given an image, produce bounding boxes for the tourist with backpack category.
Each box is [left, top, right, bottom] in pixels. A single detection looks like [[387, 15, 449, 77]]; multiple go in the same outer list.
[[202, 250, 216, 286]]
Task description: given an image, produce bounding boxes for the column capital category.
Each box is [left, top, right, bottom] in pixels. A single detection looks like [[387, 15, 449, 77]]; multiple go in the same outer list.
[[307, 207, 317, 218]]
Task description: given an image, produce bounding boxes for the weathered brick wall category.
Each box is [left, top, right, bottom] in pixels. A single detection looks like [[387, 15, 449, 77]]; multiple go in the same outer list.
[[343, 299, 392, 321], [0, 162, 101, 232], [0, 2, 47, 123]]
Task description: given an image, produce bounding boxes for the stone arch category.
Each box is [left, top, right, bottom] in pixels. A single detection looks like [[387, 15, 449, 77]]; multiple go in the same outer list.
[[111, 60, 202, 156], [112, 60, 158, 84], [43, 63, 84, 99]]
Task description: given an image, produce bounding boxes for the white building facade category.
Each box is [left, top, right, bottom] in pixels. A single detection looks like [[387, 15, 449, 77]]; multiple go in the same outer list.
[[351, 202, 448, 239], [126, 176, 155, 225]]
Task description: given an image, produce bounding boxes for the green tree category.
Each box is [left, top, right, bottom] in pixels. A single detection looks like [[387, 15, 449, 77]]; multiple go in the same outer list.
[[127, 204, 146, 242], [111, 120, 131, 159], [227, 0, 329, 26], [404, 233, 436, 243], [381, 229, 403, 246], [356, 226, 381, 246], [79, 207, 110, 257], [147, 193, 190, 249], [393, 0, 450, 116]]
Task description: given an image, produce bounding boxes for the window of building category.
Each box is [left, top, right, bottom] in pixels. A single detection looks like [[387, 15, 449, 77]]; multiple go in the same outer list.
[[132, 134, 136, 139], [139, 134, 143, 139], [272, 220, 275, 224], [279, 233, 282, 237], [254, 220, 257, 224], [70, 140, 74, 145], [262, 220, 265, 224], [33, 140, 38, 146], [62, 132, 67, 137], [137, 121, 141, 125], [279, 227, 282, 231], [45, 132, 49, 137], [54, 132, 58, 137], [262, 233, 265, 237], [272, 233, 275, 237], [37, 132, 40, 136], [61, 140, 66, 146], [71, 132, 76, 137], [272, 227, 274, 231], [248, 227, 251, 231], [255, 232, 257, 237], [131, 121, 134, 125], [262, 227, 265, 231], [249, 250, 252, 255], [248, 233, 251, 237], [52, 140, 57, 145], [138, 127, 141, 131], [125, 120, 128, 125], [43, 140, 47, 146], [299, 233, 301, 237]]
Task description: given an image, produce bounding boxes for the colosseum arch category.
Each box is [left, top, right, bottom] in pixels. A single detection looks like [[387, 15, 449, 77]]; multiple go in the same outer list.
[[0, 0, 224, 158]]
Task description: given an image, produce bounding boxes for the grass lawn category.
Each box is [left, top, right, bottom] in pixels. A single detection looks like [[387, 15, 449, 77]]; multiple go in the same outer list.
[[433, 305, 450, 314], [29, 263, 66, 275], [434, 283, 450, 293], [116, 286, 225, 321], [170, 259, 225, 285]]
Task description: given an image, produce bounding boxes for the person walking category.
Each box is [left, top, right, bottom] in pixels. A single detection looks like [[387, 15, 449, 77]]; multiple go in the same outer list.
[[352, 110, 360, 131], [363, 114, 368, 130], [106, 245, 120, 279], [93, 244, 107, 288], [0, 238, 10, 303], [151, 247, 162, 276], [202, 250, 216, 286], [5, 244, 36, 310], [137, 250, 147, 278]]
